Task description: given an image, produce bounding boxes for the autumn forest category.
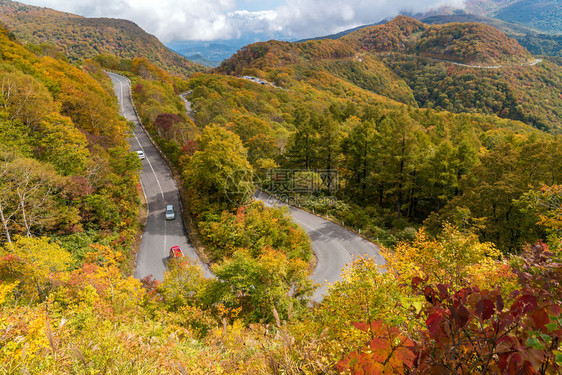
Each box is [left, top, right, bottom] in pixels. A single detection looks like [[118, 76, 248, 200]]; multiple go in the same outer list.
[[0, 3, 561, 374]]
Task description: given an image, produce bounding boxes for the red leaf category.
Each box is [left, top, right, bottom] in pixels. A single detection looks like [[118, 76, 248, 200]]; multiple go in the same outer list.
[[369, 320, 384, 335], [527, 349, 545, 371], [437, 284, 449, 299], [426, 310, 443, 337], [352, 322, 369, 332], [496, 336, 515, 354], [496, 294, 504, 312], [520, 360, 537, 375], [498, 353, 509, 371], [496, 313, 515, 333], [424, 286, 436, 304], [507, 353, 523, 374], [476, 299, 495, 320], [510, 294, 538, 317], [411, 276, 423, 287], [451, 301, 470, 328], [510, 290, 521, 299], [531, 308, 549, 330], [454, 287, 472, 303]]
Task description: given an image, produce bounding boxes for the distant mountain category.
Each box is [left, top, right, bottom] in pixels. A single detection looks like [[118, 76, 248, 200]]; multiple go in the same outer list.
[[166, 33, 289, 68], [343, 15, 532, 65], [181, 53, 220, 68], [166, 40, 242, 68], [422, 14, 562, 56], [493, 0, 562, 34], [463, 0, 521, 15], [0, 0, 205, 76], [218, 16, 561, 132], [464, 0, 561, 34]]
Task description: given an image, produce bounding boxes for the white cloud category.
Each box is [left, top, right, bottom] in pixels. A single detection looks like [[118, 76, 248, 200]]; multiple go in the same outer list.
[[20, 0, 240, 41], [274, 0, 467, 39], [17, 0, 466, 41]]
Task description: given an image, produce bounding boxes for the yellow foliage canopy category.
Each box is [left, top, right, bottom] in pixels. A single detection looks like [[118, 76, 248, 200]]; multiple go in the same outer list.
[[383, 224, 501, 286]]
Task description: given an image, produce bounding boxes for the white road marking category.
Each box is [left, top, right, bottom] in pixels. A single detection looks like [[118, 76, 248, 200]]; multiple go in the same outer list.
[[112, 73, 166, 200], [133, 133, 165, 199], [119, 77, 124, 114]]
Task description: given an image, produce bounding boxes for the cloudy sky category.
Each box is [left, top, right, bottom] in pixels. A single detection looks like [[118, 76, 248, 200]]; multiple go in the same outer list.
[[17, 0, 467, 42]]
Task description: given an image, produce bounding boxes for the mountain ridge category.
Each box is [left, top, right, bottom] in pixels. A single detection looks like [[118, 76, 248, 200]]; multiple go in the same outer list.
[[217, 16, 561, 132], [0, 0, 206, 76]]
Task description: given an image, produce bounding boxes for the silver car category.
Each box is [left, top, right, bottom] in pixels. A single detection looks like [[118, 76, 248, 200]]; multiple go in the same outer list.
[[165, 204, 175, 220]]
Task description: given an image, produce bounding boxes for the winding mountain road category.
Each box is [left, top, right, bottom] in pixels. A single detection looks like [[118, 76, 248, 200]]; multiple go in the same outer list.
[[108, 72, 211, 280], [109, 73, 384, 301], [256, 192, 385, 300], [425, 57, 543, 69], [181, 91, 385, 299]]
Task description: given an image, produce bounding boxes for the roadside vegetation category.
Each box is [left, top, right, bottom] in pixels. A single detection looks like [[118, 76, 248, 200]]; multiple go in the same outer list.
[[0, 24, 139, 269]]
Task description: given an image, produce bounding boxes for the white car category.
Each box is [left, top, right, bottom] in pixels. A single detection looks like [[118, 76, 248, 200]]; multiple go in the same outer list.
[[135, 150, 145, 160], [165, 205, 175, 220]]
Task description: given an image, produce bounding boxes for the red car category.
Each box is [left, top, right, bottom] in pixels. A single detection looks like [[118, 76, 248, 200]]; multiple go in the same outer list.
[[169, 246, 183, 258]]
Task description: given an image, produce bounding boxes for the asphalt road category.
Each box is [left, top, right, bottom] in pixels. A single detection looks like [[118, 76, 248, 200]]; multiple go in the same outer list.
[[256, 191, 385, 301], [182, 92, 386, 301], [107, 72, 211, 281], [425, 57, 543, 69], [108, 72, 384, 300]]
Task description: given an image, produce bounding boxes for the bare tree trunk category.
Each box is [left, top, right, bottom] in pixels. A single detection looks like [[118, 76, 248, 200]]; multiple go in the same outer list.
[[0, 201, 13, 247], [0, 159, 14, 247], [17, 170, 34, 237], [16, 170, 53, 238]]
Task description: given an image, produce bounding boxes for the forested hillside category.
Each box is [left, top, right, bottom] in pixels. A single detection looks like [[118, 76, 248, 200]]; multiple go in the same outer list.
[[216, 38, 417, 105], [0, 22, 139, 248], [304, 11, 562, 58], [218, 16, 561, 133], [422, 14, 562, 57], [0, 0, 205, 77], [341, 16, 533, 65], [352, 16, 561, 133]]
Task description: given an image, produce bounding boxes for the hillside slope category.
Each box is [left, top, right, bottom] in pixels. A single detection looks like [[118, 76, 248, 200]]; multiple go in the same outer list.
[[217, 16, 560, 132], [422, 14, 562, 57], [0, 0, 205, 77], [345, 15, 533, 65], [216, 38, 417, 106], [0, 22, 140, 262], [299, 12, 561, 58], [343, 16, 561, 132]]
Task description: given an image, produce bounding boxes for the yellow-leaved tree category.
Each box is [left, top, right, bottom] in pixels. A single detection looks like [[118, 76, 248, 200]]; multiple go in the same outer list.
[[0, 235, 72, 303], [383, 224, 504, 288]]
